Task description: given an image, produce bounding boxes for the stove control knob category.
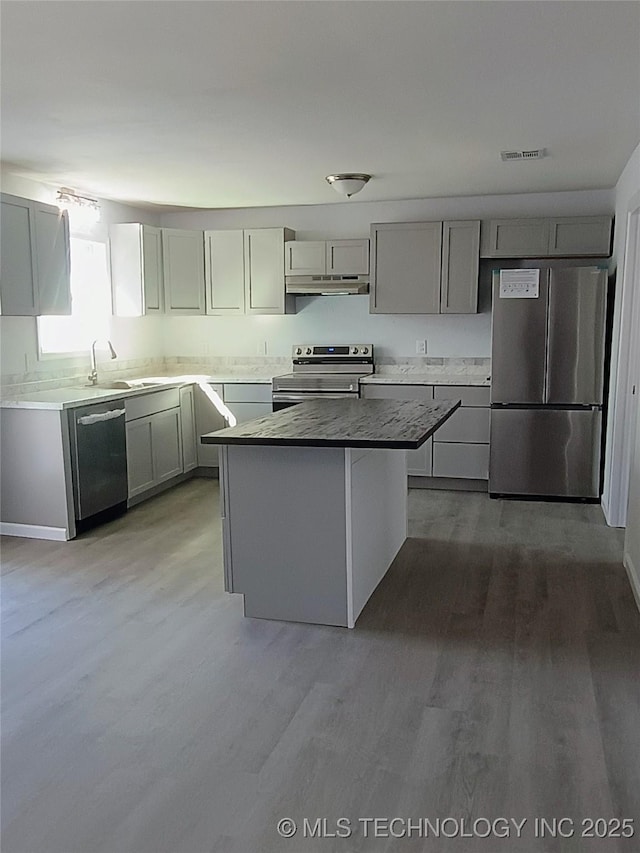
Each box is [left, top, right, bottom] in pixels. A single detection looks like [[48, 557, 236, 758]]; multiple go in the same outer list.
[[361, 346, 369, 354], [295, 347, 302, 355], [351, 346, 359, 355], [305, 347, 312, 355]]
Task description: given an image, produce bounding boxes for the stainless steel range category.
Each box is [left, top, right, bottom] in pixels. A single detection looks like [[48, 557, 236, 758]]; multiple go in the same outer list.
[[272, 344, 374, 411]]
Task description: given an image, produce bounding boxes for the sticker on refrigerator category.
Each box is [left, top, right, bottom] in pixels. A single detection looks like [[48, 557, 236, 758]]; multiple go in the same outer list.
[[499, 269, 540, 298]]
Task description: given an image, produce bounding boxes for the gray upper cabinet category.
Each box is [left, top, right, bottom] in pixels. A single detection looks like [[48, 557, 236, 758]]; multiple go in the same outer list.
[[547, 216, 612, 256], [205, 229, 245, 315], [370, 220, 479, 314], [326, 239, 369, 274], [482, 218, 550, 258], [162, 228, 205, 314], [0, 193, 71, 316], [440, 220, 480, 314], [370, 221, 442, 314], [481, 215, 612, 258], [244, 228, 295, 315], [285, 238, 370, 276], [284, 241, 325, 275], [110, 223, 163, 316]]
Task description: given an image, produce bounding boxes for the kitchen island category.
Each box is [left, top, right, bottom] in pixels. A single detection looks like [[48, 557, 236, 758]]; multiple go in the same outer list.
[[202, 397, 459, 627]]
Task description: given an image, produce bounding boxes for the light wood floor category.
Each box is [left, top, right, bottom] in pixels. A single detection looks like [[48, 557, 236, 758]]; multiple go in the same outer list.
[[1, 480, 638, 853]]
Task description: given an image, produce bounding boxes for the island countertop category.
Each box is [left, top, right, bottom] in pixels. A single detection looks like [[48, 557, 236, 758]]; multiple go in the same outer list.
[[201, 398, 460, 449]]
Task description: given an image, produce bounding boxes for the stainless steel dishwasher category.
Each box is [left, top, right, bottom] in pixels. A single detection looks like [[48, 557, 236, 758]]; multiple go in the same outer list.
[[68, 399, 128, 531]]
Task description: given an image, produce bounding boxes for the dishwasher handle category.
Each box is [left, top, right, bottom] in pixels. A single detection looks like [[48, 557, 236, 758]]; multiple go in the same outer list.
[[76, 408, 126, 426]]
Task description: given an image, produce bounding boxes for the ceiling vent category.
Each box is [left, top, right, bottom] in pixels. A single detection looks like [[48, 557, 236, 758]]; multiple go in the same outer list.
[[501, 148, 547, 162]]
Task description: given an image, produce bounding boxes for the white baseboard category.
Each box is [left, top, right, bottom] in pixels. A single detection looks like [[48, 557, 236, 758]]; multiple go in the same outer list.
[[0, 522, 70, 541], [623, 551, 640, 614]]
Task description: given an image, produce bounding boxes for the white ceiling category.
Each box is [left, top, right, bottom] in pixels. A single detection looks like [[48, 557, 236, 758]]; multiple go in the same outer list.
[[1, 1, 639, 210]]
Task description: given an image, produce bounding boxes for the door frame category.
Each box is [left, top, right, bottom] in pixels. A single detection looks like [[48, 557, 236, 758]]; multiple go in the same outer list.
[[602, 191, 640, 527]]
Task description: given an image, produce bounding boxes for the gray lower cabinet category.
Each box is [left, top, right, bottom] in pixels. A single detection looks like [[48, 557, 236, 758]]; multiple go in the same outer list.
[[362, 383, 491, 482], [125, 389, 184, 499], [223, 383, 273, 425], [1, 193, 71, 316], [194, 383, 226, 468], [179, 385, 197, 472], [126, 417, 156, 497], [432, 442, 490, 479], [432, 385, 490, 480], [370, 220, 480, 314], [480, 216, 612, 258], [360, 384, 433, 475]]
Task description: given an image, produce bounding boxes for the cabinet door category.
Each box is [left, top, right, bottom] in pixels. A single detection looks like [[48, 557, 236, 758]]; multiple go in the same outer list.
[[205, 230, 245, 315], [126, 417, 155, 498], [284, 241, 325, 275], [326, 239, 369, 275], [244, 229, 290, 314], [440, 220, 480, 314], [33, 203, 71, 315], [0, 194, 38, 315], [433, 406, 490, 443], [482, 219, 549, 258], [370, 222, 442, 314], [179, 385, 197, 472], [194, 383, 226, 467], [111, 224, 163, 316], [142, 225, 163, 312], [152, 408, 183, 483], [547, 216, 612, 256], [162, 228, 205, 314]]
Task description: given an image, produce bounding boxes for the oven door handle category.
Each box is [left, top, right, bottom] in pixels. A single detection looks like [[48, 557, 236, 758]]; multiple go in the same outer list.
[[272, 393, 357, 402]]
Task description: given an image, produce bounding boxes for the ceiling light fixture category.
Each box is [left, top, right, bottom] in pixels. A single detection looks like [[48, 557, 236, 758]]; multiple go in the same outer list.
[[56, 187, 101, 226], [325, 173, 371, 198]]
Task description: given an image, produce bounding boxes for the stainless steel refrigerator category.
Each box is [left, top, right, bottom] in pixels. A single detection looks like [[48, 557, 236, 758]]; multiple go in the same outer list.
[[489, 264, 607, 499]]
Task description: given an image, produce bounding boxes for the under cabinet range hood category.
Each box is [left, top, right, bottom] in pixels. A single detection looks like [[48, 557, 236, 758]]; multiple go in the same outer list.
[[285, 274, 369, 296]]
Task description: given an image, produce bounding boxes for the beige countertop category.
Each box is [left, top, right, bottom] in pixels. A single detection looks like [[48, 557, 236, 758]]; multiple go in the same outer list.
[[361, 373, 491, 386], [0, 371, 287, 411]]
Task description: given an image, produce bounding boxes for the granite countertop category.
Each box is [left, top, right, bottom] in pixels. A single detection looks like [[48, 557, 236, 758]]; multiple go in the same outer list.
[[0, 379, 190, 411], [201, 398, 461, 449], [0, 372, 286, 410], [361, 373, 490, 387]]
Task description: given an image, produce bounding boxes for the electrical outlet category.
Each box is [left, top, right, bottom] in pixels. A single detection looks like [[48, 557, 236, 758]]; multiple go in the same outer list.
[[256, 340, 268, 356], [415, 340, 427, 355]]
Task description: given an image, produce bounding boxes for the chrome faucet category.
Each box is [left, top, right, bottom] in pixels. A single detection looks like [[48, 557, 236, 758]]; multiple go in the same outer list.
[[88, 339, 117, 385]]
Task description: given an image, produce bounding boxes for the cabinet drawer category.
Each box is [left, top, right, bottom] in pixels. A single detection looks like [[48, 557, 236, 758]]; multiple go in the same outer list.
[[433, 385, 490, 407], [125, 388, 181, 421], [434, 406, 490, 443], [222, 383, 272, 403], [227, 402, 272, 424], [432, 442, 489, 479], [361, 384, 434, 401]]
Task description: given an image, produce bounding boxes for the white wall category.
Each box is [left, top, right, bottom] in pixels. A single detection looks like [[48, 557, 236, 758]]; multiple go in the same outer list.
[[601, 144, 640, 532], [160, 188, 613, 359], [0, 169, 164, 382], [600, 141, 640, 598]]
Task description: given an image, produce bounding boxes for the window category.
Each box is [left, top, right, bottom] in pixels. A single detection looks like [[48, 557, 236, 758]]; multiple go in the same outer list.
[[37, 233, 111, 356]]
